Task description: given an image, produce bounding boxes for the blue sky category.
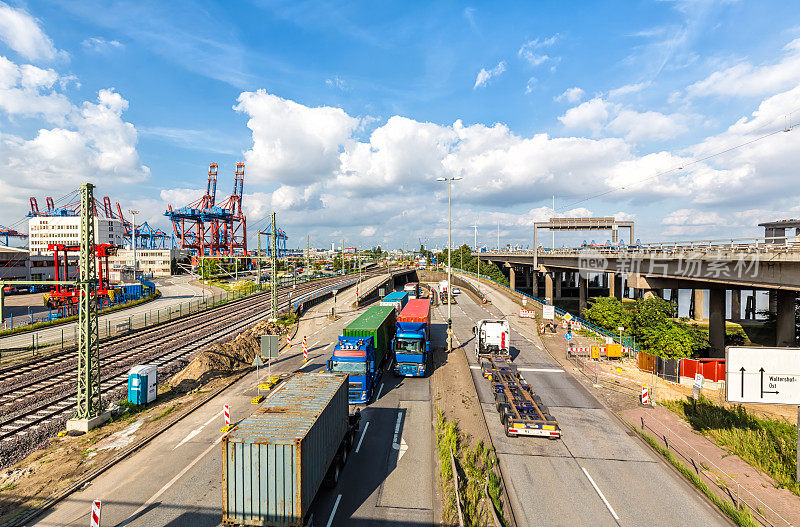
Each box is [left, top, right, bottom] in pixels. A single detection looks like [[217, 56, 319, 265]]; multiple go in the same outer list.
[[1, 0, 800, 249]]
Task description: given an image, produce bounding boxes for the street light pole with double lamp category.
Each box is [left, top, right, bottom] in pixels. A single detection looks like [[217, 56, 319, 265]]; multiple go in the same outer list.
[[437, 176, 462, 352]]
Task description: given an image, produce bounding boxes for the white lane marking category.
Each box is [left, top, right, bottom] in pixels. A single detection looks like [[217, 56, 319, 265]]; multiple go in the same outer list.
[[397, 437, 408, 461], [535, 344, 543, 350], [469, 365, 480, 370], [375, 382, 384, 400], [581, 466, 620, 521], [355, 421, 370, 453], [391, 411, 402, 449], [173, 412, 221, 450], [202, 414, 218, 427], [120, 434, 224, 525], [324, 342, 332, 350], [313, 340, 320, 347], [326, 494, 342, 527]]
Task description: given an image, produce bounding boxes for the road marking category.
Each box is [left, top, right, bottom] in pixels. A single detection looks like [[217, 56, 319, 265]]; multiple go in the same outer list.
[[581, 466, 619, 521], [313, 340, 319, 347], [173, 412, 221, 450], [376, 382, 384, 400], [120, 434, 224, 525], [324, 342, 332, 350], [391, 411, 402, 448], [355, 421, 370, 453], [519, 368, 564, 373], [326, 494, 342, 527]]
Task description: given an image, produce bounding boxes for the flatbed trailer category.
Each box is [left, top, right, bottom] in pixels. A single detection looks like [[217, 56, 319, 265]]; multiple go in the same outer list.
[[481, 354, 561, 439]]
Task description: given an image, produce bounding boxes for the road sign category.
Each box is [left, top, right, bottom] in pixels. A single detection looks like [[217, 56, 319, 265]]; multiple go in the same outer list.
[[260, 335, 280, 359], [693, 373, 704, 388], [563, 313, 573, 323], [565, 332, 573, 341], [726, 346, 800, 405], [543, 305, 555, 320], [252, 355, 265, 367]]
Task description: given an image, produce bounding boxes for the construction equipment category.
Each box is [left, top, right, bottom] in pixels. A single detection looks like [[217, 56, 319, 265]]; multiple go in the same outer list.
[[45, 243, 116, 310], [481, 354, 561, 439]]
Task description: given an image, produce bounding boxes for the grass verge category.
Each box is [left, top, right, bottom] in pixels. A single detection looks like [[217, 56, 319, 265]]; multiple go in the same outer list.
[[435, 408, 506, 527], [662, 396, 798, 496], [635, 426, 758, 527]]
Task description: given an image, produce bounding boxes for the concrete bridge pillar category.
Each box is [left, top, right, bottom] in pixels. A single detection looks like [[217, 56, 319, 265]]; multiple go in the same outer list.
[[692, 289, 704, 321], [545, 271, 554, 304], [508, 266, 516, 292], [613, 274, 623, 300], [579, 275, 588, 314], [607, 272, 615, 299], [730, 290, 741, 322], [709, 288, 726, 358], [532, 271, 539, 298], [555, 271, 562, 299], [642, 290, 656, 300], [776, 290, 797, 346], [769, 290, 777, 315], [670, 289, 679, 311], [744, 291, 756, 320]]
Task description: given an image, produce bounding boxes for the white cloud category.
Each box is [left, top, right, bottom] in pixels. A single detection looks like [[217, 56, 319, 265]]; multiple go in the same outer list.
[[524, 77, 537, 94], [361, 226, 376, 236], [559, 96, 688, 142], [474, 61, 506, 89], [608, 82, 649, 98], [0, 2, 62, 61], [234, 89, 360, 185], [554, 87, 585, 104], [0, 56, 71, 122], [558, 98, 615, 133], [686, 38, 800, 98], [325, 76, 347, 90], [518, 35, 559, 67], [81, 37, 124, 53]]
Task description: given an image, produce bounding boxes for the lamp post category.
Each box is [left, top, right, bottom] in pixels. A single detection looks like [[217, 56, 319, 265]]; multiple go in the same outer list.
[[128, 209, 139, 280], [437, 176, 462, 352]]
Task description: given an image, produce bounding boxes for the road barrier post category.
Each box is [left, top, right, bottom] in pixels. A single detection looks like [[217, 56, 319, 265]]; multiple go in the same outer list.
[[90, 499, 101, 527], [224, 404, 230, 426]]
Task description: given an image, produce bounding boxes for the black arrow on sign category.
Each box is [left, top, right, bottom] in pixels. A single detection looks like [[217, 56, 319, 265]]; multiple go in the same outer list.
[[760, 368, 780, 397], [740, 367, 745, 398]]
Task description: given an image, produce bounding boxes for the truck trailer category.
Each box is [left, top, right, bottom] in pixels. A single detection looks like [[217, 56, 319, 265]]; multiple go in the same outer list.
[[481, 355, 561, 439], [392, 299, 431, 377], [379, 291, 409, 314], [403, 282, 420, 299], [222, 373, 361, 526], [327, 305, 396, 404], [473, 319, 510, 357]]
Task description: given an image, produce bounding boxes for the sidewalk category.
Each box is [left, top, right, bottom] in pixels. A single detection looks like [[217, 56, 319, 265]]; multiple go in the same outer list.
[[456, 271, 800, 527], [620, 404, 800, 527]]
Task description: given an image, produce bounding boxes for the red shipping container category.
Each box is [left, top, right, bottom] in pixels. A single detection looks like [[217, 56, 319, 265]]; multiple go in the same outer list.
[[398, 299, 431, 332]]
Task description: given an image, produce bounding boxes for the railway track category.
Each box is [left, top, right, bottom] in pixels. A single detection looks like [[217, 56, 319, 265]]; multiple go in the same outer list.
[[0, 269, 398, 442]]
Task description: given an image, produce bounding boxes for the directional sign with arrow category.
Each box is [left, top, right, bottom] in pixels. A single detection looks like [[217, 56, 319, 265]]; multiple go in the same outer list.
[[726, 346, 800, 405]]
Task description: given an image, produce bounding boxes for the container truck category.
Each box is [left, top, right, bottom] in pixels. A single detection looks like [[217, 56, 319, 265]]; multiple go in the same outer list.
[[327, 305, 396, 404], [379, 291, 408, 314], [392, 299, 431, 377], [481, 355, 561, 439], [473, 319, 510, 357], [222, 372, 361, 526], [403, 282, 420, 299]]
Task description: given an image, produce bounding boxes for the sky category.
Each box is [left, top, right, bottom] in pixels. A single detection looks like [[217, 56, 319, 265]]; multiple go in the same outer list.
[[1, 0, 800, 250]]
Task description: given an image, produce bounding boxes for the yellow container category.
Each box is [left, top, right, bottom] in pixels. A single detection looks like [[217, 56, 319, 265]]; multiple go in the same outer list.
[[606, 343, 622, 358], [590, 346, 600, 359]]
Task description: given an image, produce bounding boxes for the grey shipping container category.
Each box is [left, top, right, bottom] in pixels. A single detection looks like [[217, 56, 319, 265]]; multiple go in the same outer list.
[[222, 373, 349, 526]]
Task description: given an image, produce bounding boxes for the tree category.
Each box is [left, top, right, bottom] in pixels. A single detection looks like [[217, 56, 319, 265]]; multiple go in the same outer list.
[[583, 297, 632, 333]]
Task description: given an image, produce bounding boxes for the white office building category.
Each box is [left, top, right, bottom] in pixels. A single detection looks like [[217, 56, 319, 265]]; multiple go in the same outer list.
[[28, 216, 125, 255]]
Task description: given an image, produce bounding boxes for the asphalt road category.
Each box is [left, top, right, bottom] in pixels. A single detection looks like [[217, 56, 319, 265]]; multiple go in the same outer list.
[[437, 288, 728, 527], [31, 275, 436, 527], [0, 275, 216, 351]]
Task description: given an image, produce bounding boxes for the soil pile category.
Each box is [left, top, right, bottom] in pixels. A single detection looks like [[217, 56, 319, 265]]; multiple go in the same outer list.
[[169, 319, 288, 392]]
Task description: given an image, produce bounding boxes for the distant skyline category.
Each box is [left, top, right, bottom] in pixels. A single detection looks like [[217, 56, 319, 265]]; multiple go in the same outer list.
[[1, 1, 800, 249]]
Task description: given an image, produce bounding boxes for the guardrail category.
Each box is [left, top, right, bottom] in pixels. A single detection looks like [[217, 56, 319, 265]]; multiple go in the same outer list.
[[290, 277, 360, 311], [454, 268, 639, 355]]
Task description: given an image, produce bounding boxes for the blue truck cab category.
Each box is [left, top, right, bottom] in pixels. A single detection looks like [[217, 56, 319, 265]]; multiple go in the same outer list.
[[327, 336, 380, 404], [392, 298, 431, 377]]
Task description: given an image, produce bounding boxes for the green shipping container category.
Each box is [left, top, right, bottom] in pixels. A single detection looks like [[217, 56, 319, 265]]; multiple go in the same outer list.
[[343, 305, 396, 366]]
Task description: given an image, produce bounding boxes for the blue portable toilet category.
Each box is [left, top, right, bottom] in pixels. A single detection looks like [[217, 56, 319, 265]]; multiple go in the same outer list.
[[128, 365, 158, 405]]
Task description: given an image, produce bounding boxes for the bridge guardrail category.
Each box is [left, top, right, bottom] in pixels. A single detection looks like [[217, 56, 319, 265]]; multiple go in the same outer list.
[[454, 269, 639, 355]]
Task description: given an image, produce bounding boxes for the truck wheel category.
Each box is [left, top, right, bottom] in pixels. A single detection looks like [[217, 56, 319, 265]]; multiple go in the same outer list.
[[340, 446, 348, 466]]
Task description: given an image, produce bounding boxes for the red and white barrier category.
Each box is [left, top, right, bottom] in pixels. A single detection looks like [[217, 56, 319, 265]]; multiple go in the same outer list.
[[539, 323, 545, 334], [223, 404, 230, 426], [520, 308, 536, 318], [286, 334, 290, 347], [90, 500, 101, 527], [568, 346, 591, 354], [641, 384, 650, 405], [302, 336, 308, 361]]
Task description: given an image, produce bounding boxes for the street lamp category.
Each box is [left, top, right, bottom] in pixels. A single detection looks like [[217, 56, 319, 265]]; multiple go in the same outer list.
[[128, 209, 139, 280], [437, 176, 462, 352]]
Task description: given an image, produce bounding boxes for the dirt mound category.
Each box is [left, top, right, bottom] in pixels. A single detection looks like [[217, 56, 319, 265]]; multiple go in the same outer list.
[[169, 320, 287, 392]]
